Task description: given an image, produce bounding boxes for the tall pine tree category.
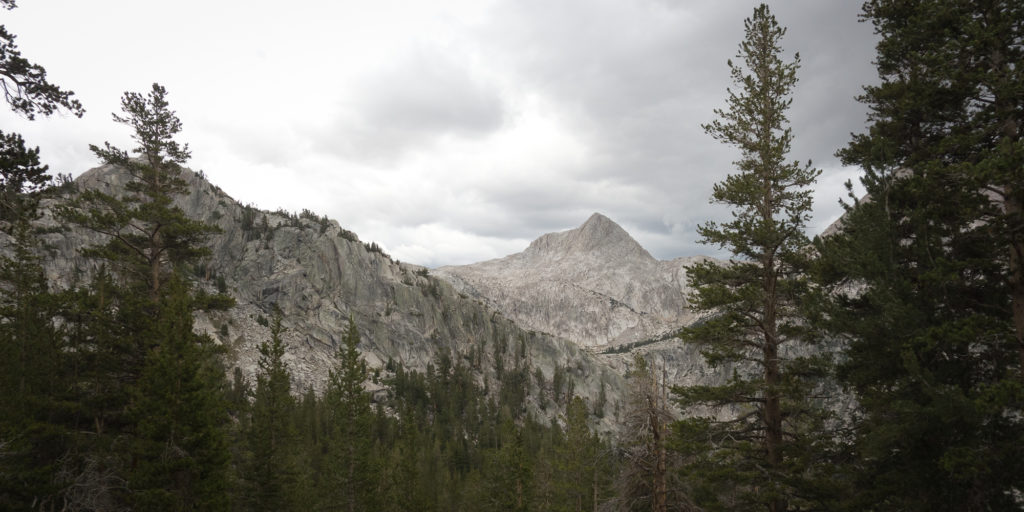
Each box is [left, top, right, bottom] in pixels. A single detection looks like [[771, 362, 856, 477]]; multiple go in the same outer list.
[[129, 275, 230, 511], [245, 306, 301, 511], [0, 124, 69, 511], [319, 317, 378, 512], [57, 83, 234, 510], [816, 1, 1024, 509], [0, 4, 82, 503], [61, 83, 217, 298], [674, 5, 834, 511]]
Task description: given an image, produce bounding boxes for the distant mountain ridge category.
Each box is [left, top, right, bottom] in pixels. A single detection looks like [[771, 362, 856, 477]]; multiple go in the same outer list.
[[435, 213, 715, 349], [15, 164, 630, 430]]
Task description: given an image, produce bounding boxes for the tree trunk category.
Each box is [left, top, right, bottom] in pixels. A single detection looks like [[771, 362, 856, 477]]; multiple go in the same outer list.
[[650, 395, 667, 512], [764, 255, 785, 512]]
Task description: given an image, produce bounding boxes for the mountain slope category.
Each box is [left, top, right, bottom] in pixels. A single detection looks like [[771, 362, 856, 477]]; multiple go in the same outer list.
[[435, 213, 712, 349], [21, 165, 627, 430]]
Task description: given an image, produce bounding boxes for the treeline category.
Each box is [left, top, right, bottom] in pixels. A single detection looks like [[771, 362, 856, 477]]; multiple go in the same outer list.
[[229, 312, 616, 512]]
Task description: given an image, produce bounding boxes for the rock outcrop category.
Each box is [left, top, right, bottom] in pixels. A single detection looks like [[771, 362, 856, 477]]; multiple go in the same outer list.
[[17, 165, 630, 431], [435, 213, 712, 349]]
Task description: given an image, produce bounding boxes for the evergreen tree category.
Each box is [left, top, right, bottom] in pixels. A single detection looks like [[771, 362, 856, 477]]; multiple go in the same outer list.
[[320, 317, 378, 511], [55, 84, 235, 510], [484, 419, 533, 511], [245, 306, 301, 511], [0, 0, 84, 119], [554, 396, 608, 512], [61, 83, 218, 298], [129, 275, 231, 511], [816, 1, 1024, 509], [0, 123, 68, 510], [243, 305, 299, 509], [0, 5, 82, 504], [674, 5, 833, 511]]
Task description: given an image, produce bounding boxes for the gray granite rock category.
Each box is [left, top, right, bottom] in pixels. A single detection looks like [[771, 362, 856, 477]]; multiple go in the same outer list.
[[10, 165, 641, 431], [435, 213, 716, 349]]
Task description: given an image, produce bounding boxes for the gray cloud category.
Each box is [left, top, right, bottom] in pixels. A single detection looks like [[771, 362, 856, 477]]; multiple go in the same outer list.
[[440, 0, 879, 261], [0, 0, 880, 267], [313, 47, 505, 164]]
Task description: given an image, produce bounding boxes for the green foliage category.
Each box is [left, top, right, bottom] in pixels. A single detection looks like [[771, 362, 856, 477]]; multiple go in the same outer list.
[[338, 227, 359, 243], [60, 83, 218, 296], [128, 276, 231, 511], [0, 1, 84, 120], [554, 396, 612, 511], [0, 159, 67, 508], [244, 307, 302, 511], [318, 317, 379, 511], [299, 208, 331, 234], [674, 5, 835, 511], [0, 131, 50, 227], [814, 1, 1024, 509], [37, 84, 235, 511], [0, 38, 79, 504]]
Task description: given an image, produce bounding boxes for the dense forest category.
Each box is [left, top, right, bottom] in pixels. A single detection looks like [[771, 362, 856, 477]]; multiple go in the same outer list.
[[2, 1, 1023, 511]]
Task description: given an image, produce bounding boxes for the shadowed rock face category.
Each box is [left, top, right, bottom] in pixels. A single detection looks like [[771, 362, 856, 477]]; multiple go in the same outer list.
[[435, 213, 712, 349]]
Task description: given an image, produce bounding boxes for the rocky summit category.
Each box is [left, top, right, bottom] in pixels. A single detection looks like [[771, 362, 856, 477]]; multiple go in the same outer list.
[[435, 213, 713, 349]]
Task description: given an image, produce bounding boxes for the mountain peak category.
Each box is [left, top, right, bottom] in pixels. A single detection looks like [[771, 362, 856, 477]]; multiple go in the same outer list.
[[433, 212, 698, 348], [525, 212, 653, 262], [579, 212, 616, 232]]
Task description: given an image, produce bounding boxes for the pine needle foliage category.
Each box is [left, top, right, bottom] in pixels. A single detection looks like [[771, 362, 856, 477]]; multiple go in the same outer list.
[[815, 1, 1024, 509], [60, 83, 218, 297], [674, 5, 836, 511], [246, 306, 302, 511]]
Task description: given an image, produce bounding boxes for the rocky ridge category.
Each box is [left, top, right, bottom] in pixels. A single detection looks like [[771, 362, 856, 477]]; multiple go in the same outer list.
[[19, 165, 631, 431], [435, 213, 712, 349]]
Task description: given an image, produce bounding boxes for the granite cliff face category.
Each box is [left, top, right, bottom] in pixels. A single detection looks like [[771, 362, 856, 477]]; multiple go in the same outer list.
[[21, 165, 630, 430], [435, 213, 710, 349]]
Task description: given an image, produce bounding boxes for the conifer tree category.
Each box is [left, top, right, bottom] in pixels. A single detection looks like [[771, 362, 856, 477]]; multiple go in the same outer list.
[[61, 83, 218, 297], [484, 419, 533, 511], [0, 5, 82, 500], [55, 84, 234, 510], [816, 1, 1024, 509], [0, 122, 68, 511], [320, 317, 378, 512], [129, 275, 230, 510], [554, 396, 608, 512], [674, 5, 833, 511], [246, 307, 301, 511], [0, 0, 84, 120]]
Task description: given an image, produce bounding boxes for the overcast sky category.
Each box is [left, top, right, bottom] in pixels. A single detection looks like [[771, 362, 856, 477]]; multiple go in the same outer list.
[[2, 0, 878, 267]]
